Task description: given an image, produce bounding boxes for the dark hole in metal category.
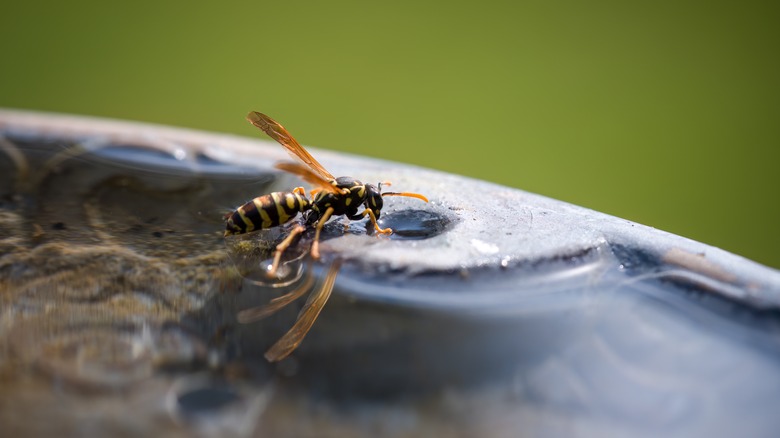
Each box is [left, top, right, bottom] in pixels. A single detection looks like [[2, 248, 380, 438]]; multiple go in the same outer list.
[[380, 209, 450, 240]]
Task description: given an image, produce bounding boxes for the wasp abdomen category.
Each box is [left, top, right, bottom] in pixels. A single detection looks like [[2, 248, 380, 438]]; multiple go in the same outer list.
[[224, 191, 309, 236]]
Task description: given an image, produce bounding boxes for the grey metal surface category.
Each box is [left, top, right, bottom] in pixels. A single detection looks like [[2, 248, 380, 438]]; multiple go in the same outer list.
[[0, 109, 778, 437]]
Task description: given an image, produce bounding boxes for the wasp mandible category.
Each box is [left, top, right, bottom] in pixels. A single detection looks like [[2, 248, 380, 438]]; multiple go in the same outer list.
[[224, 111, 428, 276]]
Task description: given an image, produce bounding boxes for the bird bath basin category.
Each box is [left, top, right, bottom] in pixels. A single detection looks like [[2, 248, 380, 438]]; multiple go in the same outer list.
[[0, 110, 779, 437]]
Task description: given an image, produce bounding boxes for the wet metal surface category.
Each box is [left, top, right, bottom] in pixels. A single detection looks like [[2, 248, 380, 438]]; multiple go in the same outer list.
[[1, 109, 779, 437]]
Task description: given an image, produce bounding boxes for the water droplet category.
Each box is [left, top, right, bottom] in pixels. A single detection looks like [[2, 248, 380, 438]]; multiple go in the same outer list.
[[471, 239, 499, 255]]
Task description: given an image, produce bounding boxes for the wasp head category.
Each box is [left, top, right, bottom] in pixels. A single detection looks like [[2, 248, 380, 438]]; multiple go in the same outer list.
[[364, 183, 385, 219]]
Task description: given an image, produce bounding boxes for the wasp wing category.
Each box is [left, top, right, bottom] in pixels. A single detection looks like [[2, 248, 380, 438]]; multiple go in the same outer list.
[[264, 260, 341, 362], [274, 162, 342, 194], [247, 111, 336, 181]]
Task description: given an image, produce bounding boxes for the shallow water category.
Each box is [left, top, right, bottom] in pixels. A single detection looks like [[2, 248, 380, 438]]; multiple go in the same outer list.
[[1, 113, 779, 437]]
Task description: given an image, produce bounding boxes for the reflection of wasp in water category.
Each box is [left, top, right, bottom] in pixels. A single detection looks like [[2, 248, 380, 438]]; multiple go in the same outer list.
[[226, 111, 428, 361]]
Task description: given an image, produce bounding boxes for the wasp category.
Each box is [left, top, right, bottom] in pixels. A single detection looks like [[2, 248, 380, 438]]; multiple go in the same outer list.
[[226, 111, 428, 361], [225, 112, 428, 272]]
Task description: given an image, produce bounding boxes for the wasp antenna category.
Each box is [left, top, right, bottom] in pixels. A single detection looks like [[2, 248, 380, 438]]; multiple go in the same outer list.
[[381, 192, 429, 203]]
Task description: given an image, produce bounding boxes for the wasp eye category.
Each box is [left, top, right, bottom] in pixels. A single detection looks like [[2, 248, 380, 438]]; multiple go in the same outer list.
[[368, 193, 384, 210]]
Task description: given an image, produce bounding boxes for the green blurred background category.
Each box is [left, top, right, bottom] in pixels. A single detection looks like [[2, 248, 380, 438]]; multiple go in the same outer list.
[[1, 1, 778, 268]]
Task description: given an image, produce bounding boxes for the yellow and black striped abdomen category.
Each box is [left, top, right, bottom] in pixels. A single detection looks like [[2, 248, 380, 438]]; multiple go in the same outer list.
[[224, 191, 309, 236]]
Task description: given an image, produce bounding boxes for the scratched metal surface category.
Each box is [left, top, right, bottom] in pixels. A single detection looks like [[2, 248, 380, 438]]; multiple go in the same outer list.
[[0, 109, 779, 438]]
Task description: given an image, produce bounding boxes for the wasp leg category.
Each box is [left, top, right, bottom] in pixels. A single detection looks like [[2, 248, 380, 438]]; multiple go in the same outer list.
[[361, 209, 392, 234], [310, 206, 335, 259], [268, 225, 306, 278], [346, 207, 362, 221], [293, 186, 306, 196], [309, 187, 322, 197]]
